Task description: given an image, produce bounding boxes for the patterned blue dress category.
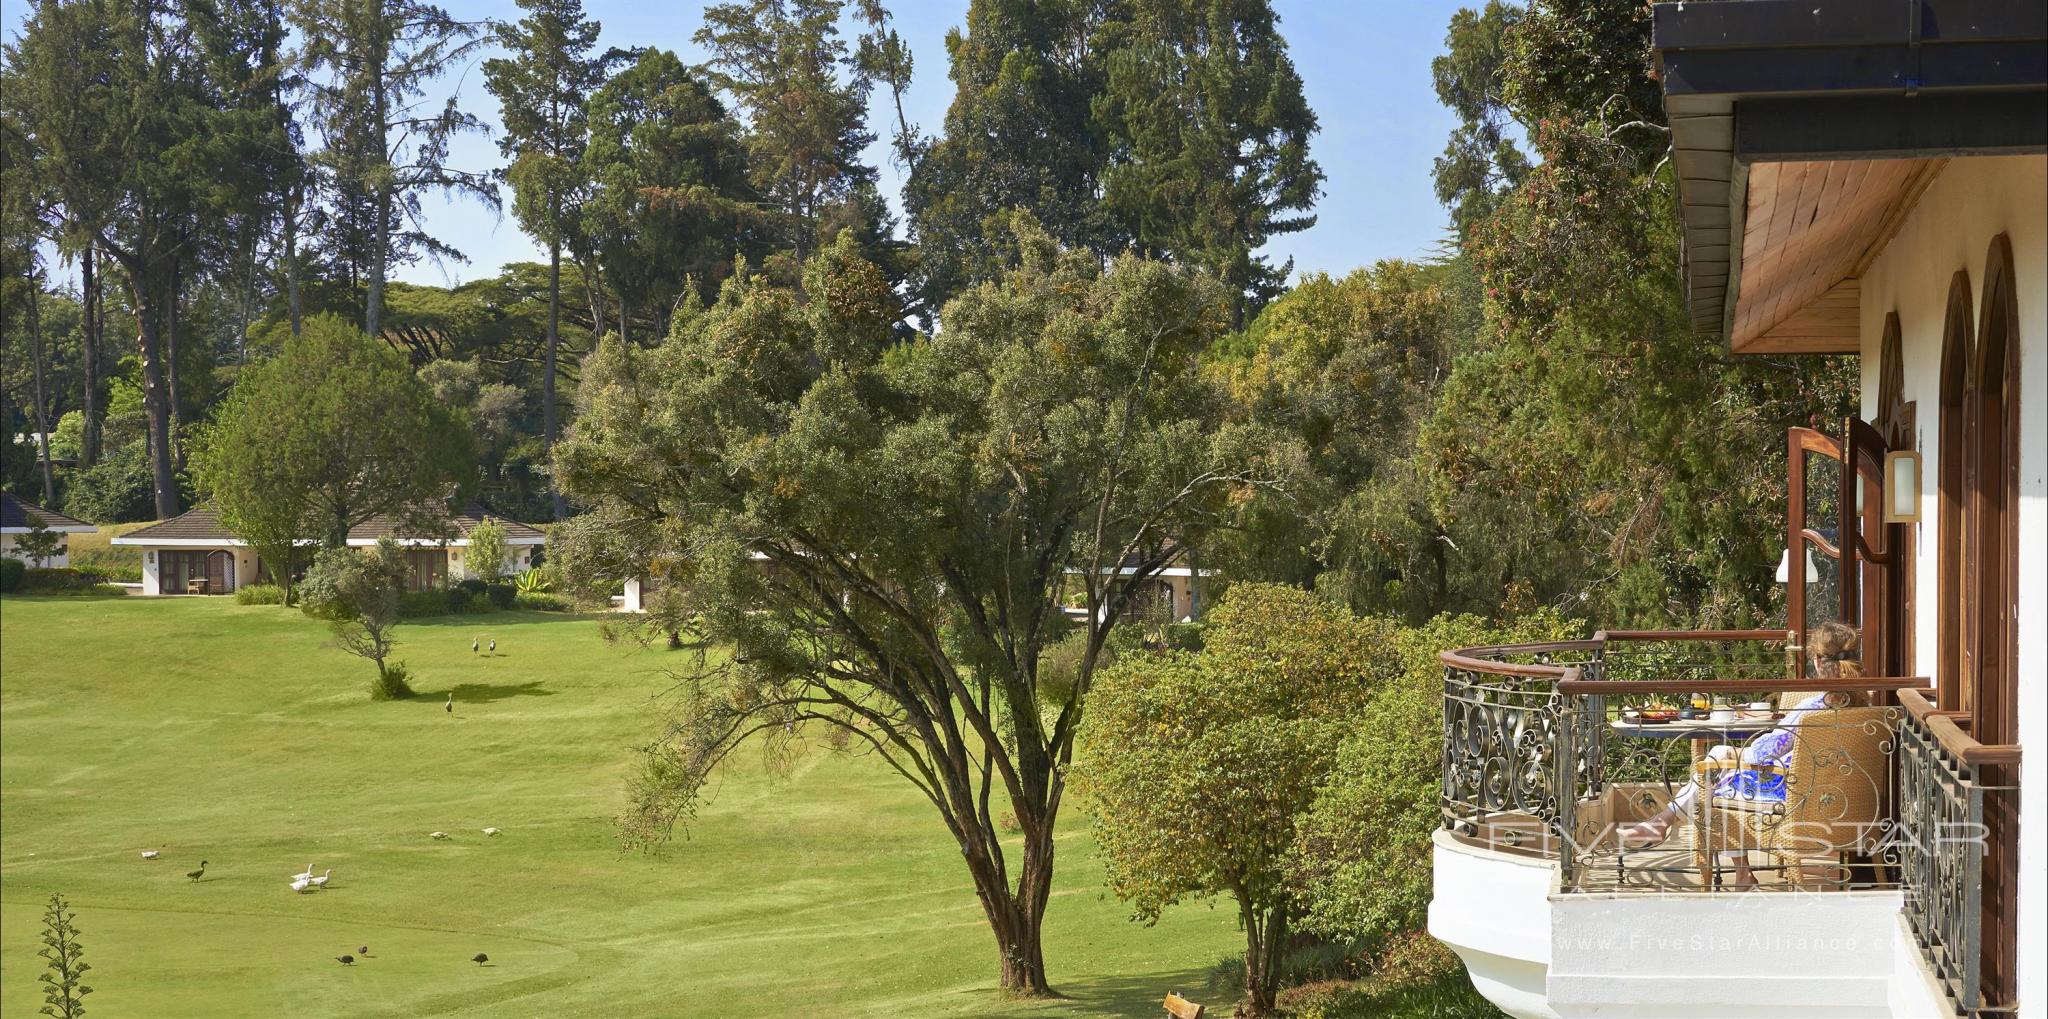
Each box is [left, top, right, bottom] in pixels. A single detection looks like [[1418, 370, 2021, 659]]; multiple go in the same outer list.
[[1709, 694, 1831, 806]]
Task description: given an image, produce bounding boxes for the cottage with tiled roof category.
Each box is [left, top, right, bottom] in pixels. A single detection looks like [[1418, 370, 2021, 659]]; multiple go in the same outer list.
[[110, 503, 544, 595], [0, 493, 98, 568]]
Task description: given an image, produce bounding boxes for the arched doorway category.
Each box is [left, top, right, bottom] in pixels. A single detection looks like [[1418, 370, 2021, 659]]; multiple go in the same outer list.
[[1969, 233, 2020, 1008], [1936, 273, 1973, 711]]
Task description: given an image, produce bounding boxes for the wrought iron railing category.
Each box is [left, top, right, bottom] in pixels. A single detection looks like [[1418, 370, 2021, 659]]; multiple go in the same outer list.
[[1442, 631, 1926, 894], [1896, 689, 2023, 1017]]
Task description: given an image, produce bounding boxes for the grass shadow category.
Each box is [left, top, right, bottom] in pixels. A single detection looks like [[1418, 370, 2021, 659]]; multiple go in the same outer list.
[[1048, 965, 1220, 1014], [444, 681, 556, 703]]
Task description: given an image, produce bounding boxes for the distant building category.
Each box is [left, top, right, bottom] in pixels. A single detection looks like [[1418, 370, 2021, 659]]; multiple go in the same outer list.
[[111, 504, 544, 595], [0, 494, 97, 568]]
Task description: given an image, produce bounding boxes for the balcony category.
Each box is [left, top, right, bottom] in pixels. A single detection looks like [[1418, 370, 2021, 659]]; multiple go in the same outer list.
[[1429, 631, 2019, 1019]]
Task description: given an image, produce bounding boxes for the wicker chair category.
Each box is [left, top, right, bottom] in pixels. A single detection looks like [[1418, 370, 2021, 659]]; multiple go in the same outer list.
[[1688, 704, 1894, 888]]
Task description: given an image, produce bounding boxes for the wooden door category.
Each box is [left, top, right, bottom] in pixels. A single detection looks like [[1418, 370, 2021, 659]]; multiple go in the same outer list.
[[1785, 422, 1904, 678]]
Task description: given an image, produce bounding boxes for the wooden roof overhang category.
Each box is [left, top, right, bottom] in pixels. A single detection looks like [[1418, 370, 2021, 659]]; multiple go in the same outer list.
[[1652, 1, 2047, 354]]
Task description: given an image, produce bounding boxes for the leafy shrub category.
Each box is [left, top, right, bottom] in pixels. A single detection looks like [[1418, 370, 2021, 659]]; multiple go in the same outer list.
[[234, 584, 286, 605], [372, 661, 415, 701], [465, 518, 511, 583], [1274, 968, 1501, 1019], [1287, 610, 1579, 943], [485, 583, 516, 609], [1036, 630, 1090, 705], [455, 577, 488, 595], [397, 590, 451, 618], [1207, 939, 1362, 998], [63, 443, 171, 523], [21, 568, 106, 591], [445, 586, 471, 613], [0, 557, 21, 592], [1163, 621, 1206, 652], [513, 591, 569, 612]]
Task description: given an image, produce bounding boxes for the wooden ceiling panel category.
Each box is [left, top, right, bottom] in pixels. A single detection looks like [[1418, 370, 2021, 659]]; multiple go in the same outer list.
[[1729, 157, 1946, 352]]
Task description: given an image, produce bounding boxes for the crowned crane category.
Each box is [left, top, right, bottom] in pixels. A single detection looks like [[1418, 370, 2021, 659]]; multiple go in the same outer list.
[[488, 639, 496, 653], [471, 637, 479, 653], [446, 692, 454, 715], [186, 860, 208, 881]]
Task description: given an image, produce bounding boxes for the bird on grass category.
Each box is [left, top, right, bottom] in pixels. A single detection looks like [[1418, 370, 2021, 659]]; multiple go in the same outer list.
[[481, 826, 501, 837], [335, 955, 354, 966], [446, 692, 454, 716], [186, 860, 208, 881], [290, 876, 314, 893], [291, 862, 316, 882], [471, 637, 479, 654], [358, 945, 371, 957], [429, 831, 449, 840], [471, 953, 490, 967], [487, 639, 496, 653], [140, 849, 160, 860], [310, 869, 333, 888]]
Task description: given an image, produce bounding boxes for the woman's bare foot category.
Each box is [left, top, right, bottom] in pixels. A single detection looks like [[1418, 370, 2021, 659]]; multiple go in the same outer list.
[[1620, 814, 1674, 849]]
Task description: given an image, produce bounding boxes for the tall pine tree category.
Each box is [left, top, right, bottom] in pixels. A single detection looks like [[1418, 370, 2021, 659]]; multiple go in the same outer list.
[[483, 0, 619, 520]]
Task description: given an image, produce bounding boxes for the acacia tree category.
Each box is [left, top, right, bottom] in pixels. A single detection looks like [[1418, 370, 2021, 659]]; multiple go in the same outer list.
[[1074, 585, 1397, 1015], [555, 226, 1296, 994], [193, 315, 474, 586]]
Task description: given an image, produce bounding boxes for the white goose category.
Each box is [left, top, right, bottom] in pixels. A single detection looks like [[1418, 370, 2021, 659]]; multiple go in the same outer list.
[[290, 862, 316, 882], [289, 875, 315, 893], [140, 850, 160, 860], [309, 868, 333, 888]]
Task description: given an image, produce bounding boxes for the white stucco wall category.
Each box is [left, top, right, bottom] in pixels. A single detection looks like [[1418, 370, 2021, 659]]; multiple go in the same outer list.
[[135, 545, 258, 595], [0, 531, 70, 568], [1857, 153, 2045, 1012]]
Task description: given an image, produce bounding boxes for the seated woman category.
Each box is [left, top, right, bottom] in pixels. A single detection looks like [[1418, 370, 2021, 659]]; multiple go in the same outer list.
[[1618, 622, 1865, 863]]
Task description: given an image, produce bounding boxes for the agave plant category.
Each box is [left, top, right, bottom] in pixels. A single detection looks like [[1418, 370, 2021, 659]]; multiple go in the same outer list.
[[513, 569, 553, 594]]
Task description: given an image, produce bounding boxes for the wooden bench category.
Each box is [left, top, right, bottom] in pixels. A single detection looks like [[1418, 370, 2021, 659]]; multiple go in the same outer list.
[[185, 577, 211, 595], [1162, 991, 1204, 1019]]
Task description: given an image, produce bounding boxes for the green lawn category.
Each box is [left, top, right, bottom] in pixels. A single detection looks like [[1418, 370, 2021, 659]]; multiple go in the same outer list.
[[1, 596, 1241, 1017]]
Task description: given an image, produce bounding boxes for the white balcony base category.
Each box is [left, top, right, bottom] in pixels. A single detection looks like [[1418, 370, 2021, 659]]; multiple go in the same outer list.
[[1431, 830, 1959, 1018]]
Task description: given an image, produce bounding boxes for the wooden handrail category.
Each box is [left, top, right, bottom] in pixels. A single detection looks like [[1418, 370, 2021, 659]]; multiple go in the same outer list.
[[1594, 629, 1791, 643], [1557, 675, 1930, 695], [1898, 689, 2024, 767], [1438, 639, 1600, 679]]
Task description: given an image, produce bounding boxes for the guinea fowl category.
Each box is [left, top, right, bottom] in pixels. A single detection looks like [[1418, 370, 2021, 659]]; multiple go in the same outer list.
[[471, 953, 489, 967], [186, 860, 208, 881], [359, 945, 371, 957], [335, 955, 354, 966]]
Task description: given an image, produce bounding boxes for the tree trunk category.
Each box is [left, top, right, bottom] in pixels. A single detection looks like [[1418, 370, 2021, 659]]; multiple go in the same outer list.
[[128, 273, 179, 520], [165, 255, 184, 468], [283, 192, 303, 336], [81, 247, 102, 467], [961, 806, 1056, 996], [23, 274, 58, 507], [545, 237, 566, 520], [1238, 896, 1287, 1016]]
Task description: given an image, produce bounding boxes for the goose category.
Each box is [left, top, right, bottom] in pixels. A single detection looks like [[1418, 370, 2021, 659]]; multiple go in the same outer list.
[[471, 953, 490, 967], [481, 826, 501, 836], [290, 876, 314, 893], [140, 849, 160, 860], [186, 860, 208, 881], [291, 862, 316, 882], [309, 869, 332, 888], [335, 955, 355, 966], [429, 831, 449, 840]]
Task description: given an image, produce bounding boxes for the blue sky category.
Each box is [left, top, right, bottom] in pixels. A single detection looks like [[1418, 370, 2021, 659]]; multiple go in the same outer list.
[[404, 0, 1470, 287]]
